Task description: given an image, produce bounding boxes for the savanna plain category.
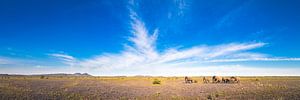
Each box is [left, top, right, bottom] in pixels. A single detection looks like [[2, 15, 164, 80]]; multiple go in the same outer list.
[[1, 75, 300, 100]]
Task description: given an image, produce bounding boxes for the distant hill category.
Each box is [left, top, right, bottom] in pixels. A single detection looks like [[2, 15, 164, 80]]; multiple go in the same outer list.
[[40, 73, 92, 77]]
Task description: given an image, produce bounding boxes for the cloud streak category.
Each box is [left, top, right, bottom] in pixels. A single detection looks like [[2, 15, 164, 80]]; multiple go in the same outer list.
[[0, 57, 12, 65], [215, 0, 253, 29], [48, 53, 77, 66], [69, 1, 300, 76]]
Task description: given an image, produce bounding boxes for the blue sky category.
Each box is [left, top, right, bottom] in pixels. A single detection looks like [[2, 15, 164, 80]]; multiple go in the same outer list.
[[1, 0, 300, 76]]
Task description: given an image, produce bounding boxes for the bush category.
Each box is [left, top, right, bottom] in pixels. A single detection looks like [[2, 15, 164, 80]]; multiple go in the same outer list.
[[40, 75, 45, 79], [152, 79, 161, 84]]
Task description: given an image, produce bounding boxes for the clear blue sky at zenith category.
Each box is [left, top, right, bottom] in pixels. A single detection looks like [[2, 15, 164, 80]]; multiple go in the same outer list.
[[0, 0, 300, 76]]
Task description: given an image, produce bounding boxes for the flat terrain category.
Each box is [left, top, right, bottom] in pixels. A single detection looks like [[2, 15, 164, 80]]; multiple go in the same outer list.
[[1, 76, 300, 100]]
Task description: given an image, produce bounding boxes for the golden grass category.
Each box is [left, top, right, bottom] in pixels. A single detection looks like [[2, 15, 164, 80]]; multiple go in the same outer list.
[[1, 76, 300, 99]]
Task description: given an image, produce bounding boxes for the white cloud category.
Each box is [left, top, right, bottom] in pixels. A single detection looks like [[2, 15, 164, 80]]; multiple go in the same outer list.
[[71, 2, 300, 76], [0, 65, 84, 75], [206, 58, 300, 63], [48, 53, 77, 66], [0, 57, 12, 65], [0, 56, 87, 75], [48, 53, 76, 61]]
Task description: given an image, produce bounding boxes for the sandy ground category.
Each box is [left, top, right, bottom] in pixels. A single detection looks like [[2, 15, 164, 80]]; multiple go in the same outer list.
[[1, 76, 300, 100]]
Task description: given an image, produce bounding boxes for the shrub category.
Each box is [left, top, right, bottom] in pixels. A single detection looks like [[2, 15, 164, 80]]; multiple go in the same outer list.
[[152, 79, 161, 84], [40, 75, 45, 79]]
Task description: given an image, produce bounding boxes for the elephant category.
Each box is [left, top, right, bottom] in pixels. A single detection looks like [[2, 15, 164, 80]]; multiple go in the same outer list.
[[230, 76, 240, 83], [222, 77, 230, 83], [185, 76, 193, 83], [212, 76, 222, 83], [203, 77, 210, 83]]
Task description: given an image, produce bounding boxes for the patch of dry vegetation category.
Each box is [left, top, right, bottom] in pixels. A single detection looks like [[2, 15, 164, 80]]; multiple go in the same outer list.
[[0, 76, 300, 99]]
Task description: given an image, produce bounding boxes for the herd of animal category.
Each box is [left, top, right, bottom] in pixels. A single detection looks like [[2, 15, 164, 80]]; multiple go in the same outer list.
[[185, 76, 240, 84], [0, 74, 10, 79]]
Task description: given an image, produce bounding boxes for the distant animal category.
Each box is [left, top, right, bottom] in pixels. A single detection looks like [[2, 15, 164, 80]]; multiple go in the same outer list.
[[185, 76, 193, 83], [229, 76, 240, 83], [1, 74, 9, 79], [222, 77, 230, 83], [212, 76, 223, 83], [203, 77, 210, 83]]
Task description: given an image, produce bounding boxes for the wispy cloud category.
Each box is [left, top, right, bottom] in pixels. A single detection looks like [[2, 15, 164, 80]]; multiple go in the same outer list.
[[1, 54, 80, 74], [215, 0, 253, 29], [48, 53, 77, 66], [0, 56, 58, 69], [0, 57, 12, 65], [69, 1, 300, 76], [206, 58, 300, 63]]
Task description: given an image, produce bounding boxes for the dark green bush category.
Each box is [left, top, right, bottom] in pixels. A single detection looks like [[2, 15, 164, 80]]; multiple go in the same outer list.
[[152, 79, 161, 84]]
